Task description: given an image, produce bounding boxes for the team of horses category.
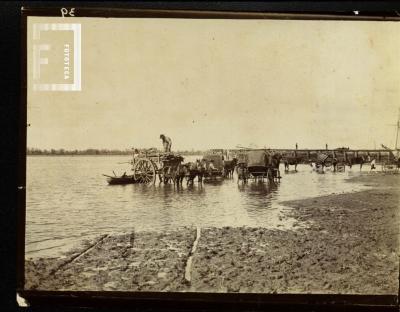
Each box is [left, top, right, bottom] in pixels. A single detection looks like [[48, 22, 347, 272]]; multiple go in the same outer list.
[[160, 159, 236, 186], [161, 152, 284, 186], [159, 152, 375, 187], [159, 158, 246, 186], [282, 154, 372, 171]]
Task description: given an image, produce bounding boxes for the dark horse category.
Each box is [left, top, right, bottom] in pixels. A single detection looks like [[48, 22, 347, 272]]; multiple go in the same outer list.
[[270, 153, 282, 181], [347, 156, 366, 171], [223, 158, 238, 178], [236, 163, 248, 184], [283, 154, 303, 171], [181, 161, 205, 185], [159, 164, 186, 186], [162, 162, 202, 186], [172, 163, 187, 186]]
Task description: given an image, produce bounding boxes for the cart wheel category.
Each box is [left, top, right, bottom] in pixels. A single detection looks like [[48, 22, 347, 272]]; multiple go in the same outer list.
[[133, 158, 156, 184]]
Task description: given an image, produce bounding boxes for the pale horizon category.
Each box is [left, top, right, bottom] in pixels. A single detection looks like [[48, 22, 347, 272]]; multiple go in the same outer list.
[[26, 144, 396, 152], [27, 17, 400, 151]]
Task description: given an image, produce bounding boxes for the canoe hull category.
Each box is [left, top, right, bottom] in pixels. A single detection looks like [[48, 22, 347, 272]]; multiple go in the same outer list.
[[106, 175, 137, 185]]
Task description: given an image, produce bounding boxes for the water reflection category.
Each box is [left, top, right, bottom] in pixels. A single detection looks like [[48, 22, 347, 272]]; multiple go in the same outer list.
[[239, 179, 279, 192], [26, 156, 371, 258], [203, 179, 224, 186]]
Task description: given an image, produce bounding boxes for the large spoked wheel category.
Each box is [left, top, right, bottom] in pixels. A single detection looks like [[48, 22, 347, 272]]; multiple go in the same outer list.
[[133, 158, 157, 184]]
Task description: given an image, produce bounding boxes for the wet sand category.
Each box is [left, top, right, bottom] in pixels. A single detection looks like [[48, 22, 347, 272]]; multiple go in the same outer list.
[[25, 173, 399, 294]]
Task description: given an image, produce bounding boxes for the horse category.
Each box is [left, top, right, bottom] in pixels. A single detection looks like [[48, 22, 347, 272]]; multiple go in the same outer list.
[[236, 163, 248, 184], [347, 156, 365, 171], [182, 161, 204, 185], [160, 166, 172, 184], [270, 153, 282, 181], [282, 154, 303, 171], [158, 164, 184, 185], [196, 160, 206, 183], [223, 158, 238, 178], [172, 163, 187, 186]]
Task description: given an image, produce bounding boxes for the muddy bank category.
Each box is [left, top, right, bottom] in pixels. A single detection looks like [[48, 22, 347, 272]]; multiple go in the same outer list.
[[191, 175, 399, 294], [25, 228, 196, 291], [25, 174, 399, 294]]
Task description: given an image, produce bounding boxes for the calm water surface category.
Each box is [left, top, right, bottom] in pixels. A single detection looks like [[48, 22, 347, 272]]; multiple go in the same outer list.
[[26, 155, 371, 258]]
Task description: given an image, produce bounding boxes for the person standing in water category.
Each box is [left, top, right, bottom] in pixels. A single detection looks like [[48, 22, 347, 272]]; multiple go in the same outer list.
[[332, 156, 338, 172], [370, 157, 376, 171], [132, 148, 140, 165], [160, 134, 172, 152]]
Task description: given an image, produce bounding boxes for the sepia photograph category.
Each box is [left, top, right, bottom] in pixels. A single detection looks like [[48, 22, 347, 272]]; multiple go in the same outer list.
[[23, 12, 399, 296]]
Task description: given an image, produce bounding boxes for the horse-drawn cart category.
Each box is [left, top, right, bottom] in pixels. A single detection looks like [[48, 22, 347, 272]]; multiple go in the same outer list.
[[132, 151, 184, 184], [236, 150, 279, 183], [247, 150, 274, 181], [202, 153, 224, 181], [104, 150, 184, 185]]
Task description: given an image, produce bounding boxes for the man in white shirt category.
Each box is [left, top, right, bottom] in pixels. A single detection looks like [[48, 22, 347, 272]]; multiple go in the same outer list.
[[209, 161, 215, 170], [208, 161, 215, 175], [370, 158, 376, 170]]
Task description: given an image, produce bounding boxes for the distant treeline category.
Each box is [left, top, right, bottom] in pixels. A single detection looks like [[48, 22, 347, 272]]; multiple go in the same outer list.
[[27, 148, 205, 156]]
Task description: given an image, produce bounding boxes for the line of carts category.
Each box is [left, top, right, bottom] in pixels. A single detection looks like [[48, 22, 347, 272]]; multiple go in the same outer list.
[[104, 149, 399, 185], [103, 149, 281, 185]]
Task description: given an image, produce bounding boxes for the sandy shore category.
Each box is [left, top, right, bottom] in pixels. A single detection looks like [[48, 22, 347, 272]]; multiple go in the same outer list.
[[25, 173, 399, 294]]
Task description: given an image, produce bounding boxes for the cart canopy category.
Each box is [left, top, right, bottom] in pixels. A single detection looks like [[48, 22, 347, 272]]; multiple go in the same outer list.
[[247, 150, 268, 167], [236, 152, 248, 164], [202, 154, 224, 169]]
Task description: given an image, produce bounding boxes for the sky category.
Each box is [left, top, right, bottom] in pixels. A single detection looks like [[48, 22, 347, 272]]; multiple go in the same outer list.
[[27, 17, 400, 151]]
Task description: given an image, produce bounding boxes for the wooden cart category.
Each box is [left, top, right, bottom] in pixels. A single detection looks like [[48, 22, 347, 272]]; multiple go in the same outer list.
[[131, 151, 184, 184], [201, 153, 224, 181]]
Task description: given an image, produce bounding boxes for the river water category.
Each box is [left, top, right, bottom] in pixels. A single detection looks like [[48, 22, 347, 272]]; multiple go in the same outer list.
[[26, 155, 371, 258]]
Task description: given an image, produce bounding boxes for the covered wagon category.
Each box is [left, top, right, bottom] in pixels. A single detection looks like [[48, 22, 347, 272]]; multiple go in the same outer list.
[[202, 153, 224, 181], [236, 149, 277, 182]]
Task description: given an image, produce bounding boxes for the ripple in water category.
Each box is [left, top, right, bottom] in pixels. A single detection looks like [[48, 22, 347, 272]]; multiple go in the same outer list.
[[26, 156, 370, 258]]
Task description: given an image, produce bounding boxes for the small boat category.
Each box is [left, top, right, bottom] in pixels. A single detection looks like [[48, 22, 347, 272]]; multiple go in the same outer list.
[[103, 173, 137, 185]]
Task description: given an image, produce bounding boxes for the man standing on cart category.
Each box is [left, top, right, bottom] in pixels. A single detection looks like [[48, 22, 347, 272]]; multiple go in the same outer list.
[[160, 134, 172, 152]]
